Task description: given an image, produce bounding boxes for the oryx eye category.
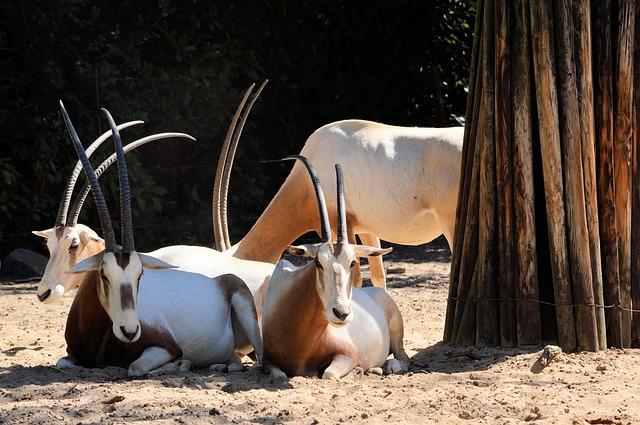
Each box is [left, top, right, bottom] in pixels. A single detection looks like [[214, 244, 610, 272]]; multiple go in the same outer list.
[[69, 242, 79, 253], [315, 259, 323, 270], [100, 270, 108, 282], [350, 260, 358, 269]]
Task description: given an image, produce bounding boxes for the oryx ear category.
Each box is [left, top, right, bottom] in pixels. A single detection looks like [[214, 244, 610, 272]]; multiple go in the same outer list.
[[353, 245, 393, 258], [32, 229, 53, 239], [286, 244, 320, 257], [78, 226, 103, 243], [138, 253, 177, 270], [66, 252, 105, 274]]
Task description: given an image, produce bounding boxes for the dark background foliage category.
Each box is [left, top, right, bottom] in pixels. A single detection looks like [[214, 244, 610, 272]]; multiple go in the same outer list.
[[0, 0, 474, 256]]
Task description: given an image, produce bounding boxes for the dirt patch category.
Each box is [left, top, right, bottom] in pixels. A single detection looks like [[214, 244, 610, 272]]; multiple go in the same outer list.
[[1, 239, 639, 424]]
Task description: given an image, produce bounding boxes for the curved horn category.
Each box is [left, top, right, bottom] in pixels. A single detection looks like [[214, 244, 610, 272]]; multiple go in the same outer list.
[[67, 133, 196, 226], [59, 100, 116, 251], [220, 79, 268, 249], [213, 83, 255, 251], [54, 120, 144, 227], [102, 108, 134, 253], [281, 155, 331, 242], [335, 164, 347, 243]]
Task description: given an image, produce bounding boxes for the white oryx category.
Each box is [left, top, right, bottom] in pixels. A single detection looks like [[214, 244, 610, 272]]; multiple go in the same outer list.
[[261, 156, 409, 379], [213, 87, 463, 288], [56, 102, 262, 376], [34, 84, 274, 311]]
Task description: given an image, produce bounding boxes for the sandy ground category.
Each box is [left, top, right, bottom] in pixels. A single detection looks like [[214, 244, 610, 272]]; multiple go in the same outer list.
[[1, 238, 639, 424]]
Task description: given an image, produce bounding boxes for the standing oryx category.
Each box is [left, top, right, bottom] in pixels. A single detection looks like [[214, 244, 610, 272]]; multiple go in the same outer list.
[[57, 101, 262, 376], [261, 156, 409, 379], [212, 83, 463, 288]]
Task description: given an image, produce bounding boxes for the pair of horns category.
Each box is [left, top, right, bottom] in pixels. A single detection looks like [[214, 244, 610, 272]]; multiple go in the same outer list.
[[56, 105, 194, 232], [282, 156, 347, 244], [213, 80, 268, 251], [59, 102, 133, 253]]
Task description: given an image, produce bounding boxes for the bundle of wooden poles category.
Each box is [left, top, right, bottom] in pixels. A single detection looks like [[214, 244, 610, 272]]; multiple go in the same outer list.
[[444, 0, 639, 351]]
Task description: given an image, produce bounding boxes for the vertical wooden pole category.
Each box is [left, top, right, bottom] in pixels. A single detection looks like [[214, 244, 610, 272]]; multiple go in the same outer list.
[[593, 0, 623, 348], [445, 0, 485, 343], [553, 0, 599, 351], [613, 0, 636, 348], [495, 0, 517, 347], [475, 0, 499, 347], [631, 1, 640, 348], [573, 0, 607, 350], [529, 0, 577, 352], [511, 0, 541, 347]]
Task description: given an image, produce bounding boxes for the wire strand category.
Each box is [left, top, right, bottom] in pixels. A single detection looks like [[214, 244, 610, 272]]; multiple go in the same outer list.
[[447, 296, 640, 313]]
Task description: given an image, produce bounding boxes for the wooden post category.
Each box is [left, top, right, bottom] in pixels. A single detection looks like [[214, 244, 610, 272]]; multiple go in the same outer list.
[[445, 0, 485, 343], [572, 0, 607, 350], [529, 0, 577, 352], [494, 0, 517, 348], [592, 0, 624, 349], [631, 2, 640, 348], [613, 0, 635, 348], [553, 0, 598, 351], [511, 0, 541, 347]]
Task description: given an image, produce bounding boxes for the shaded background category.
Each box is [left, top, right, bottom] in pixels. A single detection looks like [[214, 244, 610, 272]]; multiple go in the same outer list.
[[0, 0, 474, 256]]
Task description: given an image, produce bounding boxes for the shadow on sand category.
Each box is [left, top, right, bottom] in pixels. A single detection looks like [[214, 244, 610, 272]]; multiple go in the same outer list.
[[410, 341, 541, 375], [0, 363, 293, 393]]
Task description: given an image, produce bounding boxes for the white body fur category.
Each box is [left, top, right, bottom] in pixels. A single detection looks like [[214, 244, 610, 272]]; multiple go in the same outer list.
[[301, 121, 463, 246]]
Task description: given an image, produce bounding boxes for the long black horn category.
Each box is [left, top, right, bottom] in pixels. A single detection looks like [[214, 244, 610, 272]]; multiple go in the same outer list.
[[335, 164, 347, 243], [59, 100, 116, 251], [281, 155, 331, 242], [102, 108, 134, 253], [220, 79, 268, 249], [54, 120, 144, 227], [67, 133, 195, 226]]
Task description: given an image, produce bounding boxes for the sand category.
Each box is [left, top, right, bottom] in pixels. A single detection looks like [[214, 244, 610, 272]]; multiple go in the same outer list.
[[1, 239, 639, 424]]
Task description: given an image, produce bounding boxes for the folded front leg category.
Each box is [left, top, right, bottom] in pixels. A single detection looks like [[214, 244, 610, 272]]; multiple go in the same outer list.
[[322, 355, 357, 380], [128, 346, 176, 377]]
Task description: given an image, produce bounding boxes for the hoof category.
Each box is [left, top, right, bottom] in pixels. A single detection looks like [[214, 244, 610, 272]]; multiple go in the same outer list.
[[209, 364, 228, 373], [178, 359, 192, 372], [226, 362, 245, 373], [269, 368, 288, 380], [55, 356, 77, 369], [384, 359, 408, 375], [321, 370, 341, 380], [128, 364, 149, 377], [344, 367, 364, 380], [366, 367, 384, 376]]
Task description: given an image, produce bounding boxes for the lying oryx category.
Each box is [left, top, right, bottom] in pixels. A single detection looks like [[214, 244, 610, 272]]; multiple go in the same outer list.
[[261, 156, 409, 379], [213, 86, 463, 288], [57, 101, 262, 376]]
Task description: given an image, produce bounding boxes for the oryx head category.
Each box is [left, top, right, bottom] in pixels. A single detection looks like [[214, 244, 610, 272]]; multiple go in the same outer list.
[[33, 118, 193, 304], [59, 101, 176, 342], [285, 156, 391, 326]]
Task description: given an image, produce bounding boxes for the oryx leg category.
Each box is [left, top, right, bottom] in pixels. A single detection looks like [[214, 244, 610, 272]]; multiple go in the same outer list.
[[223, 274, 263, 363], [386, 302, 409, 375], [359, 233, 386, 288], [321, 354, 357, 380], [128, 346, 176, 377]]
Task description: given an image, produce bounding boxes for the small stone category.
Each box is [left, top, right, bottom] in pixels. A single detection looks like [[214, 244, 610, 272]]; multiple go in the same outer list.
[[209, 408, 221, 416], [596, 364, 607, 372], [361, 413, 369, 419]]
